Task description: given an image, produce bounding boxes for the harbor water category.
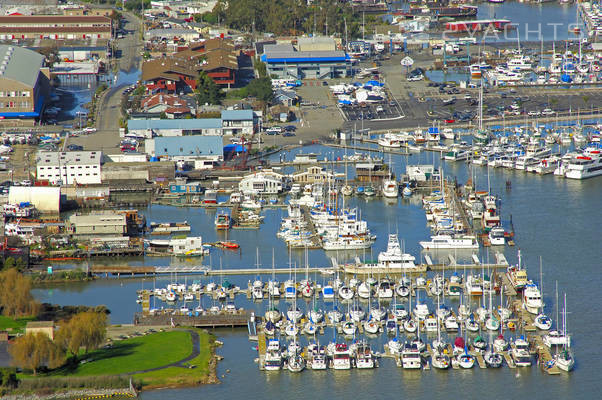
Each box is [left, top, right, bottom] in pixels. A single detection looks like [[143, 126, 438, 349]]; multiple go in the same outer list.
[[32, 145, 599, 399]]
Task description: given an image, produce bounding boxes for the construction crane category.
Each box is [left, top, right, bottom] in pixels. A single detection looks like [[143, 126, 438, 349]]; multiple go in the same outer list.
[[234, 134, 254, 170]]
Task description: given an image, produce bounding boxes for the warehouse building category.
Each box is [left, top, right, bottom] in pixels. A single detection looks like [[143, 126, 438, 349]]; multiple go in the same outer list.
[[260, 40, 351, 80], [36, 151, 103, 185], [67, 212, 127, 237], [145, 135, 223, 169], [0, 45, 50, 126], [0, 15, 112, 40]]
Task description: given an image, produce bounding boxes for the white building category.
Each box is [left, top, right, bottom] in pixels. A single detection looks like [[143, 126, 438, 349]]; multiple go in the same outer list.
[[239, 170, 286, 195], [36, 151, 103, 185]]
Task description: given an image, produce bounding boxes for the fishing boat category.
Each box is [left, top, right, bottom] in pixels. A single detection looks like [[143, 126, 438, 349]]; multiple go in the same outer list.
[[214, 211, 231, 230], [309, 344, 327, 370], [511, 337, 532, 367], [356, 341, 376, 369], [264, 339, 283, 371], [401, 341, 422, 369], [332, 343, 352, 370]]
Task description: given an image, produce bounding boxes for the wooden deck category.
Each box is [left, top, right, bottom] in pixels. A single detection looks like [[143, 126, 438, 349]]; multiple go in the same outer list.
[[133, 310, 250, 328]]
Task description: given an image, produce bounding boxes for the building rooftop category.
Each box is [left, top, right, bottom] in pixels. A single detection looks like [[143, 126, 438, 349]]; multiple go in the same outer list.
[[261, 47, 349, 63], [144, 28, 200, 39], [0, 45, 45, 88], [153, 136, 223, 157], [37, 151, 102, 166], [0, 15, 111, 24], [221, 109, 253, 121], [127, 118, 222, 131]]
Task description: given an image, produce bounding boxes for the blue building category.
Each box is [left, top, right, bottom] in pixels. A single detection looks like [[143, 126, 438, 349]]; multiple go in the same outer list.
[[146, 136, 223, 169], [260, 43, 351, 80]]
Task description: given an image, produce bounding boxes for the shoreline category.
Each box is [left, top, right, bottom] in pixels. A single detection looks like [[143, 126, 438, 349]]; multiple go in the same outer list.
[[4, 330, 220, 399]]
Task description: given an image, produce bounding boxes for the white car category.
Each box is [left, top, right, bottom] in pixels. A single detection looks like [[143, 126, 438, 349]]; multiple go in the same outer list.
[[541, 108, 555, 116], [83, 127, 97, 133], [527, 110, 541, 117], [407, 74, 423, 81]]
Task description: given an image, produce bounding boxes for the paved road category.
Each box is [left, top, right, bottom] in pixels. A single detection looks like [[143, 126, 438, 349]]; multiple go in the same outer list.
[[71, 12, 142, 151]]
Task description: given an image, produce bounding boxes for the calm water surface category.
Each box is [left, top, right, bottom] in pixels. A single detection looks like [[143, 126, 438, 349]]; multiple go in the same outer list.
[[32, 144, 600, 399]]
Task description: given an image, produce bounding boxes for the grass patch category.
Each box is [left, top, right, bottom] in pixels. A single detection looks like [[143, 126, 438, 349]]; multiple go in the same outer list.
[[53, 331, 192, 376], [0, 315, 35, 333], [133, 330, 215, 388]]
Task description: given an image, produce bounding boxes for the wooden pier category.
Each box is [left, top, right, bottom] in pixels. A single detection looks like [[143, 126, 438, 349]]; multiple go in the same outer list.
[[133, 310, 250, 328], [531, 335, 561, 375]]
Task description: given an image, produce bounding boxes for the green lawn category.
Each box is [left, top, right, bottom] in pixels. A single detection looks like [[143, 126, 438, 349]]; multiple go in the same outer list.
[[55, 330, 192, 376], [134, 330, 214, 387], [0, 315, 35, 333]]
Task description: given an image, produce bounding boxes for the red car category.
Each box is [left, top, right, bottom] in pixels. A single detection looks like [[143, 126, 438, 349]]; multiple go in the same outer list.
[[445, 119, 456, 124]]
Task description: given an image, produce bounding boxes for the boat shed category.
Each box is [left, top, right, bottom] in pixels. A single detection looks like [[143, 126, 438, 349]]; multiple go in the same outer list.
[[260, 44, 351, 80]]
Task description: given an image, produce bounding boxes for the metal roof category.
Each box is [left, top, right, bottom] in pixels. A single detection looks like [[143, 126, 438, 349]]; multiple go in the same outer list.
[[153, 136, 223, 157], [128, 118, 222, 131], [221, 109, 253, 121], [0, 45, 44, 88], [37, 151, 102, 166], [260, 49, 349, 63]]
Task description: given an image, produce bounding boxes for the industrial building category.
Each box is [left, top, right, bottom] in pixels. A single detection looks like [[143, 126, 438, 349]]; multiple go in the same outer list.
[[8, 186, 61, 214], [127, 118, 223, 138], [36, 151, 103, 185], [0, 15, 112, 40], [0, 45, 50, 126], [145, 136, 224, 169], [127, 109, 260, 137], [260, 38, 351, 80], [67, 212, 127, 237]]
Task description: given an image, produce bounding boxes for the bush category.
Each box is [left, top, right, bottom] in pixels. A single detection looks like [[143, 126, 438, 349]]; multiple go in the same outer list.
[[18, 375, 135, 390], [0, 368, 18, 388]]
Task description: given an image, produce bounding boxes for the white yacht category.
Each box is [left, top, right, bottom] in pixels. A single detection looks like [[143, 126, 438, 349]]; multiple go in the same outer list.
[[377, 234, 417, 269], [564, 152, 602, 179], [309, 344, 327, 370], [332, 343, 352, 370], [356, 342, 376, 369], [522, 282, 543, 314], [382, 179, 399, 198], [488, 226, 505, 246], [401, 342, 422, 369], [511, 337, 532, 367], [378, 133, 402, 148], [419, 234, 479, 249], [264, 339, 283, 371]]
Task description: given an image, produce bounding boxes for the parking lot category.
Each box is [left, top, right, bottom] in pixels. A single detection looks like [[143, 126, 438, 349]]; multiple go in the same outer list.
[[340, 97, 404, 122]]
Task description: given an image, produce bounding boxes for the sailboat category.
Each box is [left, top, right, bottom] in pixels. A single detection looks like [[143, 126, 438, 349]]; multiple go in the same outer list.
[[382, 155, 398, 198], [534, 257, 552, 330], [553, 293, 575, 372], [341, 145, 353, 196]]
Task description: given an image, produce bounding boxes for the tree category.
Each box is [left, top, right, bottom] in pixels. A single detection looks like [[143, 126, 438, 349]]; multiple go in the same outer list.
[[0, 269, 40, 318], [255, 58, 267, 78], [38, 44, 59, 68], [196, 71, 222, 105], [9, 333, 64, 375], [56, 311, 107, 359], [246, 77, 273, 103]]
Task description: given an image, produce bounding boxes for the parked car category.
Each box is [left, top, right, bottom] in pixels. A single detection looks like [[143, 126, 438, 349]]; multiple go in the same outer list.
[[67, 144, 83, 151]]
